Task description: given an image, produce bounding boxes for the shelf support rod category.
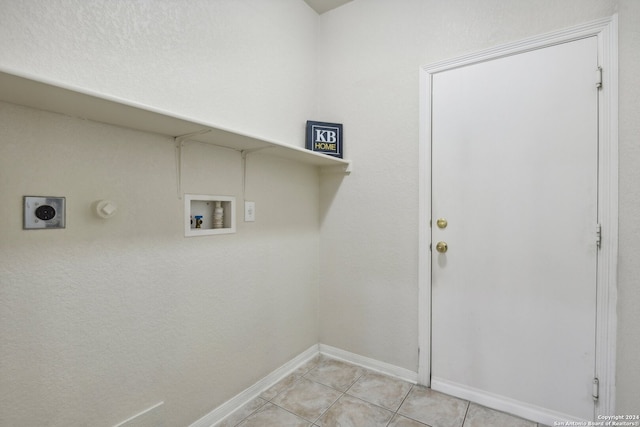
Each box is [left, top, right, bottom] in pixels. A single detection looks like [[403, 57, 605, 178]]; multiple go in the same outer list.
[[175, 129, 212, 199], [240, 147, 273, 201]]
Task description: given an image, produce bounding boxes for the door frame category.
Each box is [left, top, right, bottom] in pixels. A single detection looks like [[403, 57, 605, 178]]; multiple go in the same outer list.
[[417, 16, 618, 421]]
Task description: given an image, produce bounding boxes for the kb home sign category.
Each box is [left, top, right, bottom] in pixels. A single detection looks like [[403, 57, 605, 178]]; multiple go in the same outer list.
[[306, 121, 343, 158]]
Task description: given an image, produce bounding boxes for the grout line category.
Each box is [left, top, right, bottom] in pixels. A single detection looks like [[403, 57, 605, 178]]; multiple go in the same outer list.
[[311, 390, 345, 425], [243, 399, 268, 426], [386, 383, 415, 427], [303, 365, 361, 424], [268, 400, 318, 425], [461, 400, 471, 427]]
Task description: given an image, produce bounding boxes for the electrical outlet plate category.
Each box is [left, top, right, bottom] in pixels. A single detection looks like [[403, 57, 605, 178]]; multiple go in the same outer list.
[[24, 196, 66, 229], [244, 201, 255, 222]]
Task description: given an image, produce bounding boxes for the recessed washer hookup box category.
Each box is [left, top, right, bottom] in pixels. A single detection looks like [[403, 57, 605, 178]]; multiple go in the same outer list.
[[306, 121, 343, 158]]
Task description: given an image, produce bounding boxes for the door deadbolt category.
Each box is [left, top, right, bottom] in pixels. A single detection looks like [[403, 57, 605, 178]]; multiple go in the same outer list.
[[436, 218, 448, 229], [436, 241, 448, 253]]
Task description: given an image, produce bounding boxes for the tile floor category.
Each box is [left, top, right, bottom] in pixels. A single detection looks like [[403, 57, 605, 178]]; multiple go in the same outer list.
[[216, 355, 548, 427]]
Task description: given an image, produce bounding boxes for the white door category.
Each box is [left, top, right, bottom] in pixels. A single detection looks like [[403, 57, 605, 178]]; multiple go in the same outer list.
[[431, 37, 599, 421]]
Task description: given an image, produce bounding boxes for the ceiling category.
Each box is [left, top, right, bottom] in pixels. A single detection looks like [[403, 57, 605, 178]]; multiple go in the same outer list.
[[303, 0, 353, 14]]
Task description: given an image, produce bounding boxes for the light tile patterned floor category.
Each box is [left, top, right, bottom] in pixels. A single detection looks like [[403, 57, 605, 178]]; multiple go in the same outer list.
[[216, 355, 546, 427]]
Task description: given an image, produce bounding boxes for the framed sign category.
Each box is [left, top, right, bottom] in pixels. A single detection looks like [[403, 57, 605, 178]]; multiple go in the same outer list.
[[306, 121, 343, 158]]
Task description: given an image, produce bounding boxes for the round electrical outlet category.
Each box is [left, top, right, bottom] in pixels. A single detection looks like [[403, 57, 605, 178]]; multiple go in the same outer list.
[[35, 205, 56, 221]]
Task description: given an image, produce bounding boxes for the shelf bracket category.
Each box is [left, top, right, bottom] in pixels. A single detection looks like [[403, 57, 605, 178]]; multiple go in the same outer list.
[[240, 147, 273, 200], [240, 147, 273, 158], [320, 161, 353, 176], [175, 129, 212, 199]]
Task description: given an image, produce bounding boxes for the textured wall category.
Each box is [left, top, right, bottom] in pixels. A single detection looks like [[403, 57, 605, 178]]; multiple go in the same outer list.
[[1, 0, 638, 424], [317, 0, 640, 414], [0, 102, 321, 426], [0, 0, 318, 145], [0, 1, 321, 426]]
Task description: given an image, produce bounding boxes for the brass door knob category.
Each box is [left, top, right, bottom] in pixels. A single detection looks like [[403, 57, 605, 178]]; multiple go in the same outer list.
[[436, 218, 448, 229], [436, 241, 448, 253]]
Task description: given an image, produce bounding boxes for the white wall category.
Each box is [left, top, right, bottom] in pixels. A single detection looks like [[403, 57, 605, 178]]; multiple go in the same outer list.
[[317, 0, 640, 414], [0, 0, 318, 145], [0, 1, 322, 426], [2, 0, 639, 424], [0, 105, 322, 426]]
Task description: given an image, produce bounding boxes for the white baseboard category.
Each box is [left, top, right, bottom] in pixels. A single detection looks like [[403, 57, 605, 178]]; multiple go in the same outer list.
[[318, 344, 418, 384], [189, 344, 319, 427], [187, 345, 595, 427], [189, 344, 419, 427], [431, 376, 589, 426]]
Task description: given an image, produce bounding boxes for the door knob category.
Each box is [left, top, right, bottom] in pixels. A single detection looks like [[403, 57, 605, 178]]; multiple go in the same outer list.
[[436, 241, 448, 253], [436, 218, 448, 229]]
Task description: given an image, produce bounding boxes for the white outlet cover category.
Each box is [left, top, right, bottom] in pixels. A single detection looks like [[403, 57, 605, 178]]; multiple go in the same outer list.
[[24, 196, 66, 229], [244, 201, 255, 222]]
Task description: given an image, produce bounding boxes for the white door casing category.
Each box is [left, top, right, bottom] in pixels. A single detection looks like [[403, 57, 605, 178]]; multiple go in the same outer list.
[[417, 16, 618, 424]]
